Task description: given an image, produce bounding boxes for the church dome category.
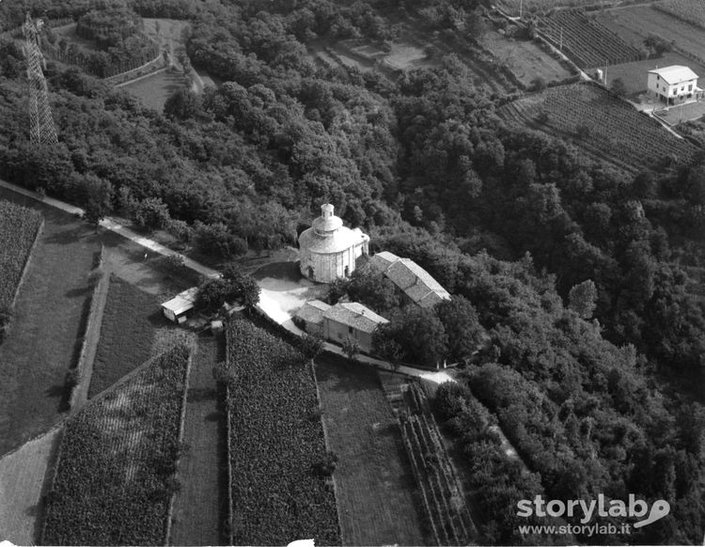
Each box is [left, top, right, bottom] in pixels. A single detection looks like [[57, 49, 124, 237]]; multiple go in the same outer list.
[[298, 204, 369, 255]]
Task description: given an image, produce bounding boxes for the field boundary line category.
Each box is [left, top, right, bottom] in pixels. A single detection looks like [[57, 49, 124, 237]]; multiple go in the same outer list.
[[9, 219, 44, 313], [311, 363, 344, 545], [114, 64, 168, 88], [164, 345, 194, 546], [224, 328, 235, 545], [68, 246, 109, 411]]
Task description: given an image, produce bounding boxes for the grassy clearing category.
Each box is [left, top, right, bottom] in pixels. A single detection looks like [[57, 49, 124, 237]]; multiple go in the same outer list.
[[315, 354, 426, 546], [225, 317, 340, 546], [121, 69, 187, 112], [0, 200, 42, 309], [0, 188, 99, 457], [603, 52, 705, 96], [479, 30, 574, 86], [42, 345, 191, 546], [0, 426, 62, 545], [597, 4, 705, 62], [88, 274, 160, 398]]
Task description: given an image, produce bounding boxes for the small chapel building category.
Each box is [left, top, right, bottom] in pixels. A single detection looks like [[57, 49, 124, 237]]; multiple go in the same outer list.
[[298, 203, 369, 283]]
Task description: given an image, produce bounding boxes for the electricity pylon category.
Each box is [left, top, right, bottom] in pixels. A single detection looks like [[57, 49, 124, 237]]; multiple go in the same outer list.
[[23, 13, 58, 145]]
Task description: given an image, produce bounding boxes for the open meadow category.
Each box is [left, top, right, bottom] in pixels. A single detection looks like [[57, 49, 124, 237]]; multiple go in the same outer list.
[[315, 354, 426, 546], [88, 275, 160, 398], [596, 4, 705, 64], [602, 52, 705, 96], [479, 29, 574, 87], [42, 345, 191, 546], [120, 69, 187, 112], [497, 82, 699, 173], [225, 318, 340, 546], [0, 426, 62, 545], [0, 187, 99, 456]]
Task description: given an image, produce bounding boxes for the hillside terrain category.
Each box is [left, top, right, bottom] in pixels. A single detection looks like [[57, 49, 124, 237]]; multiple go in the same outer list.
[[1, 0, 705, 544]]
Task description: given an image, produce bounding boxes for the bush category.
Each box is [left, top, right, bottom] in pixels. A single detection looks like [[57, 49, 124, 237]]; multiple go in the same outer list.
[[312, 451, 338, 477]]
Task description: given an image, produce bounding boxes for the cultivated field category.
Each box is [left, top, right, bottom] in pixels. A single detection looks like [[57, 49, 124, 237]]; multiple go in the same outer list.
[[597, 5, 705, 65], [537, 9, 643, 68], [225, 318, 340, 545], [88, 274, 160, 398], [0, 200, 42, 309], [42, 345, 191, 546], [0, 426, 62, 545], [315, 354, 426, 546], [497, 83, 699, 172], [479, 29, 574, 86], [0, 188, 99, 456]]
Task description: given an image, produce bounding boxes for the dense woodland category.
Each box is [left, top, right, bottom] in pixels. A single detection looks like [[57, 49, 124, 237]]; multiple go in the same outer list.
[[1, 0, 705, 543]]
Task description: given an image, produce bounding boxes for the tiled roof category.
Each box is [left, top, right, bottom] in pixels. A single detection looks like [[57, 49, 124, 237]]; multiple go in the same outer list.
[[649, 65, 699, 85], [294, 300, 330, 324], [324, 302, 389, 334], [371, 253, 451, 308], [369, 251, 400, 271]]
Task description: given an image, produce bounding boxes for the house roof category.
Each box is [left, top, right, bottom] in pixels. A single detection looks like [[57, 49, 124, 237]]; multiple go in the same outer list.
[[369, 251, 400, 272], [161, 286, 199, 316], [649, 65, 699, 85], [294, 300, 330, 324], [323, 302, 389, 334], [372, 253, 451, 308]]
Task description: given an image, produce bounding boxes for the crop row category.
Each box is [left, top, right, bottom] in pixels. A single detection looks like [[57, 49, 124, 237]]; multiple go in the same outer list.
[[537, 9, 643, 68], [655, 0, 705, 30], [41, 345, 191, 546], [0, 201, 42, 310], [225, 318, 340, 546], [399, 383, 476, 546], [497, 83, 699, 171]]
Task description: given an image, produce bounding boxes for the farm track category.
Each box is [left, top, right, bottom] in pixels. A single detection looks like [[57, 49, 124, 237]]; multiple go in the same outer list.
[[170, 335, 226, 546]]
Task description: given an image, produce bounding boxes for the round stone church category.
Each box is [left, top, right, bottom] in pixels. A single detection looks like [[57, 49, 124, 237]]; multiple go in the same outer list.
[[298, 203, 369, 283]]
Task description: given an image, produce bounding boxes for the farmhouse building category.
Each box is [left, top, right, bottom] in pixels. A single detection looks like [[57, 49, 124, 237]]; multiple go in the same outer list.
[[294, 299, 388, 354], [161, 286, 199, 323], [298, 203, 370, 283], [370, 251, 451, 308], [648, 66, 702, 105]]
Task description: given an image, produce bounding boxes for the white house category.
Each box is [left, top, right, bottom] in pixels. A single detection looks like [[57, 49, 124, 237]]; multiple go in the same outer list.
[[647, 65, 701, 105], [298, 203, 370, 283], [293, 299, 388, 354]]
